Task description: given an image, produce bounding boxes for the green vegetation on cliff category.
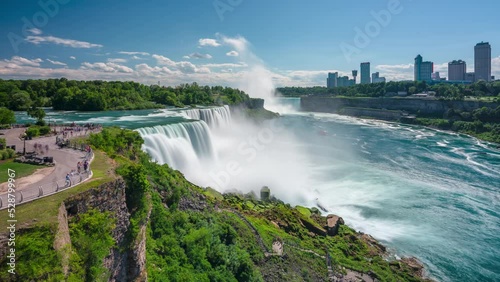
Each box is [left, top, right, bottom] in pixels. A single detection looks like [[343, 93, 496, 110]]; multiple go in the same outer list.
[[67, 209, 116, 281], [0, 79, 250, 111], [407, 106, 500, 143], [0, 128, 429, 281]]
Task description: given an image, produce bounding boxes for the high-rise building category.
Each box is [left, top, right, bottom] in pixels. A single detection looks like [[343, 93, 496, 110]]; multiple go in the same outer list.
[[352, 70, 358, 84], [465, 72, 475, 82], [474, 42, 491, 82], [448, 60, 467, 81], [371, 72, 386, 83], [414, 55, 433, 81], [360, 62, 370, 84], [327, 72, 338, 88]]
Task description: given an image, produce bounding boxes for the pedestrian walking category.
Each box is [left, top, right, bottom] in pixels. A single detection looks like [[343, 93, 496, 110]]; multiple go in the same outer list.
[[65, 173, 71, 187]]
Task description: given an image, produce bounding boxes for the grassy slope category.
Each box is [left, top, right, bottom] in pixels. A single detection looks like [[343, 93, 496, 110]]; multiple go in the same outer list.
[[0, 160, 43, 184]]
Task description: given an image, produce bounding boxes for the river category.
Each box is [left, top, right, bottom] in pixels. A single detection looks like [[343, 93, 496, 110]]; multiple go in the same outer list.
[[15, 99, 500, 281]]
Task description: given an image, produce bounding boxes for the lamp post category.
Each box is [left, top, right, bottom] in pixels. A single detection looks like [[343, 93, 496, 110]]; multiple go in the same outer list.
[[22, 132, 26, 155]]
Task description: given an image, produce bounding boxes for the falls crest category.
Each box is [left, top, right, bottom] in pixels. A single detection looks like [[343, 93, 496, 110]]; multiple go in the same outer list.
[[137, 106, 232, 171], [137, 121, 215, 170], [182, 105, 231, 129]]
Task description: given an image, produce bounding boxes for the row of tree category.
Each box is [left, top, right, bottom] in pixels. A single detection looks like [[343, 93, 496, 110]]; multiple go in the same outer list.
[[277, 81, 500, 100], [0, 79, 250, 111]]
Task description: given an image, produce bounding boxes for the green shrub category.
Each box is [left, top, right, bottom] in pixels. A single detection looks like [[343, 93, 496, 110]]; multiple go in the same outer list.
[[6, 148, 15, 158], [39, 125, 51, 135], [26, 127, 40, 138], [0, 150, 8, 160]]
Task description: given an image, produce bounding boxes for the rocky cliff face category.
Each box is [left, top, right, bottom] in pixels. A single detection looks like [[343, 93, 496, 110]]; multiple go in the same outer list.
[[63, 179, 147, 282], [301, 97, 499, 117], [229, 98, 266, 112]]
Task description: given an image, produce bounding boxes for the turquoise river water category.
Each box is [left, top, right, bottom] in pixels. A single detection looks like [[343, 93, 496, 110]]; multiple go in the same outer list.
[[15, 99, 500, 281]]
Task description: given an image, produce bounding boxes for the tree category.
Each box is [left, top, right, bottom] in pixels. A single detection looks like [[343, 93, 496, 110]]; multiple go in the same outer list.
[[0, 107, 15, 125], [27, 106, 46, 125], [9, 91, 32, 111]]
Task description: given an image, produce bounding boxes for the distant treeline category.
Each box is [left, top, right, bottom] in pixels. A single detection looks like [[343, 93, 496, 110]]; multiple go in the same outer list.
[[0, 78, 249, 111], [277, 81, 500, 100]]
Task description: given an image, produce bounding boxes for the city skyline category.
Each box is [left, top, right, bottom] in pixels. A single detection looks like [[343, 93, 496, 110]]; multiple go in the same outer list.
[[0, 0, 499, 88]]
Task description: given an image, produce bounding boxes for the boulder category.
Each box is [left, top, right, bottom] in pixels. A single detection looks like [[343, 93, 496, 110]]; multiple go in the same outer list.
[[326, 214, 344, 236]]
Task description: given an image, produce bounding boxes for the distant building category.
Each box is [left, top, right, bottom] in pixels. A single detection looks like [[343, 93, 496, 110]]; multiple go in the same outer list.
[[432, 72, 441, 80], [414, 54, 434, 82], [337, 76, 349, 87], [448, 60, 467, 81], [327, 72, 355, 88], [327, 72, 338, 88], [371, 72, 386, 83], [474, 42, 491, 82], [352, 70, 358, 84], [360, 62, 370, 84], [465, 72, 475, 82]]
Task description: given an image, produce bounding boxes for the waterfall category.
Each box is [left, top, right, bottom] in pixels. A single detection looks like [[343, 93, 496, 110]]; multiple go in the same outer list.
[[182, 105, 231, 128], [137, 121, 216, 171]]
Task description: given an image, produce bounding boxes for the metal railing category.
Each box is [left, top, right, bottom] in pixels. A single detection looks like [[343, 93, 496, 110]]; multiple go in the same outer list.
[[0, 150, 94, 209]]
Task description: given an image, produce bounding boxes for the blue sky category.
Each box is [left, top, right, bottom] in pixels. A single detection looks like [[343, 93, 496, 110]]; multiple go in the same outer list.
[[1, 0, 499, 88]]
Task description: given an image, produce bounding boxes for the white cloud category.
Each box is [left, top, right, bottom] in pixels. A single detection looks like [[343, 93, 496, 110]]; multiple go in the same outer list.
[[3, 56, 43, 67], [132, 55, 144, 60], [152, 54, 210, 74], [375, 64, 414, 81], [107, 58, 127, 63], [47, 59, 67, 66], [202, 63, 248, 68], [26, 35, 103, 48], [81, 62, 133, 73], [226, 51, 239, 57], [118, 51, 150, 56], [491, 56, 500, 78], [28, 28, 43, 35], [220, 35, 249, 53], [70, 56, 76, 60], [184, 53, 213, 59], [199, 38, 220, 47]]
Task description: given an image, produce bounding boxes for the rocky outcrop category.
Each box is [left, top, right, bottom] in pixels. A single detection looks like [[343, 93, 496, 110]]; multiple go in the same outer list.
[[63, 179, 149, 282], [65, 179, 131, 282], [300, 217, 327, 236], [325, 214, 344, 236], [126, 200, 151, 282], [229, 98, 265, 112], [401, 257, 426, 278], [178, 192, 208, 211], [54, 203, 71, 276]]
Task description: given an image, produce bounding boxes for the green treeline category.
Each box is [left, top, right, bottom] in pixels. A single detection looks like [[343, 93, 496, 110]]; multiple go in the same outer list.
[[278, 81, 500, 100], [0, 79, 249, 111], [410, 105, 500, 143]]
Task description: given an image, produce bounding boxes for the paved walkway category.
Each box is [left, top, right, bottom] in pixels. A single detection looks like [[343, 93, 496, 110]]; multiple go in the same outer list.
[[0, 128, 92, 208]]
